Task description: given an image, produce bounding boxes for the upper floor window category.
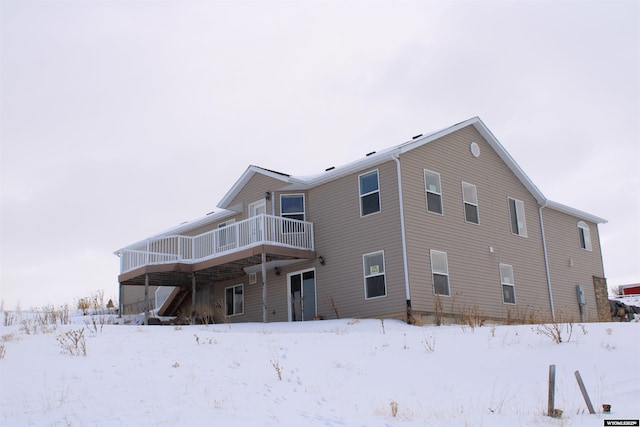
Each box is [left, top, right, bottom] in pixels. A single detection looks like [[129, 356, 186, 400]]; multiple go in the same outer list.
[[363, 251, 386, 299], [430, 249, 450, 296], [577, 221, 592, 251], [508, 197, 527, 237], [424, 170, 443, 214], [499, 264, 516, 304], [359, 170, 380, 216], [225, 284, 244, 316], [462, 182, 479, 224], [281, 194, 305, 221]]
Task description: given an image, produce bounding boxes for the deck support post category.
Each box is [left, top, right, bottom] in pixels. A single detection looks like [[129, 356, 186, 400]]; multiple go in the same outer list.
[[118, 282, 123, 318], [261, 252, 268, 323], [144, 274, 149, 326], [191, 272, 197, 325]]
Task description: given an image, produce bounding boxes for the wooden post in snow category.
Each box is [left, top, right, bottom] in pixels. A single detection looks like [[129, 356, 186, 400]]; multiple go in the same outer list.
[[144, 274, 149, 326], [262, 252, 268, 323], [574, 370, 595, 414], [548, 364, 556, 416]]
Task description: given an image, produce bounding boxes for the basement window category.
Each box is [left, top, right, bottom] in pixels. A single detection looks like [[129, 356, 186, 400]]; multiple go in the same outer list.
[[500, 264, 516, 304]]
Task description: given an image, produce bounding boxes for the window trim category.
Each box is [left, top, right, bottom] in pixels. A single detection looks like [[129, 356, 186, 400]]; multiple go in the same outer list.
[[363, 250, 387, 300], [508, 197, 528, 237], [424, 169, 443, 215], [499, 263, 516, 305], [224, 284, 244, 316], [577, 221, 592, 251], [430, 249, 450, 297], [461, 181, 479, 224], [358, 169, 381, 217], [280, 193, 305, 221]]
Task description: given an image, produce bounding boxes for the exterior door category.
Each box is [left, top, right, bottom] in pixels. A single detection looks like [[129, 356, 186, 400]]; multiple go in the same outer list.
[[248, 200, 266, 243], [288, 269, 316, 321]]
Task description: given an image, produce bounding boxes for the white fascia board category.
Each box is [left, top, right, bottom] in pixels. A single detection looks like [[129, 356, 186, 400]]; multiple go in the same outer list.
[[544, 200, 608, 224], [283, 146, 400, 191], [470, 119, 546, 205], [394, 117, 546, 205]]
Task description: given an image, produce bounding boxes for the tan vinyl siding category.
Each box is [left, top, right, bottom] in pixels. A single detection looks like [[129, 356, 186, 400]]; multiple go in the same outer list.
[[542, 207, 604, 321], [306, 160, 407, 319], [227, 174, 289, 216], [401, 126, 551, 320]]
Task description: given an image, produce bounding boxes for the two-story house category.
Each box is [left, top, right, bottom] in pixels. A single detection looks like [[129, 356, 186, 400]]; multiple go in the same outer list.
[[114, 117, 609, 324]]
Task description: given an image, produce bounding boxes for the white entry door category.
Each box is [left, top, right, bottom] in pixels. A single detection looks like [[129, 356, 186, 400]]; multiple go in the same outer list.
[[248, 200, 266, 243]]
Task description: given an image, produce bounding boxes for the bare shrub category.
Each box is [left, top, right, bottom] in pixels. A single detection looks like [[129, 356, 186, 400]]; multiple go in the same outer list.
[[458, 303, 485, 329], [0, 343, 6, 359], [92, 289, 105, 313], [434, 294, 444, 326], [77, 298, 91, 316], [270, 356, 283, 381], [214, 299, 229, 323], [327, 293, 340, 319], [535, 314, 575, 344], [3, 311, 16, 327], [390, 400, 399, 417], [85, 316, 107, 336], [56, 329, 87, 356], [422, 334, 436, 352]]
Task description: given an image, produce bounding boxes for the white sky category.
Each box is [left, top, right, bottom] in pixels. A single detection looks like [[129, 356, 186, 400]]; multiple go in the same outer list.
[[1, 0, 638, 308]]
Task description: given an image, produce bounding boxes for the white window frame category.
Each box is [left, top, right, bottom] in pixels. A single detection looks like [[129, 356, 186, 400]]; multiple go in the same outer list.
[[499, 264, 516, 305], [280, 193, 305, 221], [224, 284, 244, 316], [363, 250, 387, 299], [430, 249, 450, 296], [424, 170, 443, 215], [359, 169, 381, 217], [508, 197, 527, 237], [461, 182, 479, 224], [577, 221, 592, 251]]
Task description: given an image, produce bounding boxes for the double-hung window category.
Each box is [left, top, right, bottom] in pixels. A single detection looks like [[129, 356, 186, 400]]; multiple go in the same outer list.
[[424, 170, 443, 214], [462, 182, 479, 224], [508, 197, 527, 237], [577, 221, 592, 251], [363, 251, 386, 299], [281, 194, 305, 233], [359, 170, 380, 216], [499, 264, 516, 304], [430, 250, 450, 296], [225, 284, 244, 316]]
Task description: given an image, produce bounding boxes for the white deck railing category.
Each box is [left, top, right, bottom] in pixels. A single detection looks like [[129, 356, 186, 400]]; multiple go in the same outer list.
[[118, 214, 314, 274]]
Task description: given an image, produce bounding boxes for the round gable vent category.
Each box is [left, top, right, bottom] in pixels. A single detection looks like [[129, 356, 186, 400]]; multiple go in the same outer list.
[[470, 142, 480, 158]]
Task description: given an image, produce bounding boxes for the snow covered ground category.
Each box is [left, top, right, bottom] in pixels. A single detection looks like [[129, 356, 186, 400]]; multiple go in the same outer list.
[[1, 311, 638, 427]]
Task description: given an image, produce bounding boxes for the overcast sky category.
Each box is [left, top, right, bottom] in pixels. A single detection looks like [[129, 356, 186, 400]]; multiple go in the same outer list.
[[1, 0, 638, 309]]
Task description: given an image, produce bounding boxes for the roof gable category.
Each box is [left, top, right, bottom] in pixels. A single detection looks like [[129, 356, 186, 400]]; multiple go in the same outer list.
[[216, 117, 605, 224]]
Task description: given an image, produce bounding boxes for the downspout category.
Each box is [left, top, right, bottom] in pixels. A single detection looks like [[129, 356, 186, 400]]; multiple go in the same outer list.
[[538, 203, 555, 320], [391, 154, 412, 319]]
